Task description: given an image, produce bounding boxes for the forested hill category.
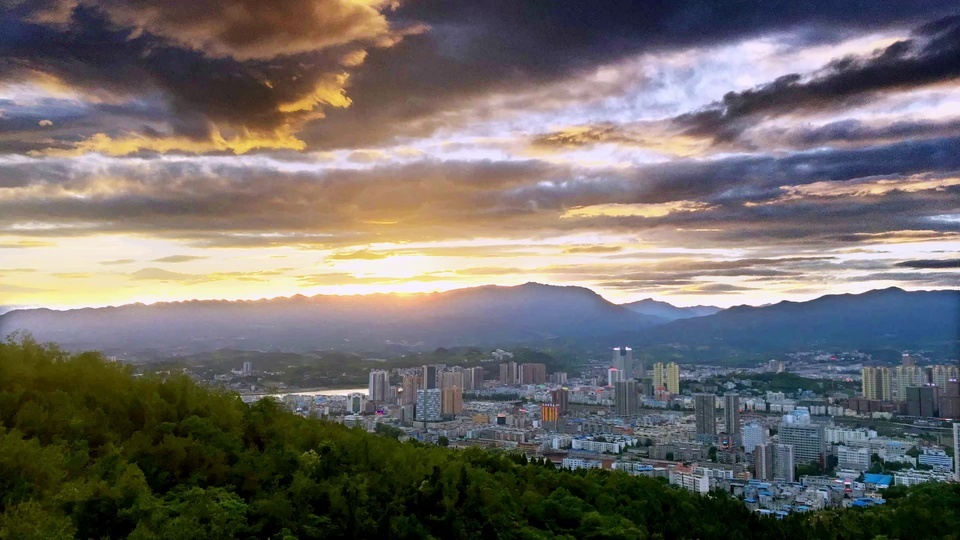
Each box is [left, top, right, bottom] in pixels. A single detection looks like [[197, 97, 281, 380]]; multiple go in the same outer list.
[[1, 337, 959, 539]]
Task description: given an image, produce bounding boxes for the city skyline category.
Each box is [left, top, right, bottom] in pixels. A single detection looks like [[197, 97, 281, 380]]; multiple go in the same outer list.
[[2, 2, 959, 310]]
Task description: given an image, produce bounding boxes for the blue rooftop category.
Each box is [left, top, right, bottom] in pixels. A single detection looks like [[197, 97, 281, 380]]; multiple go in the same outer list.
[[863, 474, 892, 486]]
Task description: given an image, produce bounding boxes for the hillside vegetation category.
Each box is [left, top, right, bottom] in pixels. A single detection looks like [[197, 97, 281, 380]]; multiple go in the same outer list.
[[0, 336, 958, 539]]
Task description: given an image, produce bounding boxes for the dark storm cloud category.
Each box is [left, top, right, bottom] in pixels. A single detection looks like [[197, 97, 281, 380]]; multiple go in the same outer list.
[[895, 259, 960, 269], [676, 15, 960, 142], [301, 1, 958, 148]]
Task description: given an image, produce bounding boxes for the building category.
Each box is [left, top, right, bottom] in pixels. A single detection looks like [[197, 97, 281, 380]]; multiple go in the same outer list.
[[895, 365, 924, 401], [499, 362, 519, 385], [755, 444, 774, 481], [861, 366, 892, 401], [940, 381, 960, 419], [519, 363, 547, 385], [542, 404, 560, 423], [241, 361, 253, 375], [346, 392, 366, 415], [930, 365, 960, 389], [669, 469, 710, 495], [612, 346, 633, 377], [463, 367, 484, 390], [551, 388, 570, 414], [608, 368, 625, 386], [837, 446, 871, 472], [906, 385, 938, 417], [549, 372, 568, 385], [652, 362, 680, 395], [954, 423, 959, 482], [615, 380, 639, 416], [416, 388, 441, 422], [724, 393, 741, 435], [422, 365, 439, 390], [368, 370, 390, 403], [440, 370, 464, 390], [773, 444, 795, 483], [918, 448, 953, 471], [441, 386, 463, 415], [400, 374, 420, 406], [694, 393, 717, 442], [640, 377, 654, 396], [778, 422, 825, 467], [743, 423, 767, 453]]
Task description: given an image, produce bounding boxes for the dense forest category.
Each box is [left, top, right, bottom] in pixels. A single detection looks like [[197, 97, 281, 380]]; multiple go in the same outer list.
[[0, 336, 958, 539]]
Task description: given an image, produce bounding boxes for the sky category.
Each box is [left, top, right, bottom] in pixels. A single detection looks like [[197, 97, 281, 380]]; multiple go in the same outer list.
[[0, 0, 958, 310]]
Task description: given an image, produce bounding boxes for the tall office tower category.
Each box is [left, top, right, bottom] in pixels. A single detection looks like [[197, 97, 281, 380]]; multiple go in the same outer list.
[[906, 385, 939, 417], [401, 375, 420, 406], [954, 423, 959, 482], [416, 389, 442, 422], [368, 370, 390, 403], [724, 393, 741, 435], [551, 388, 570, 414], [441, 386, 463, 415], [896, 365, 925, 401], [773, 444, 795, 483], [608, 367, 625, 386], [931, 365, 960, 389], [755, 444, 774, 480], [615, 380, 639, 416], [519, 363, 547, 385], [346, 393, 366, 415], [613, 346, 633, 377], [694, 394, 717, 442], [743, 423, 767, 453], [777, 422, 825, 466], [422, 365, 439, 390], [939, 381, 960, 420], [499, 362, 519, 385]]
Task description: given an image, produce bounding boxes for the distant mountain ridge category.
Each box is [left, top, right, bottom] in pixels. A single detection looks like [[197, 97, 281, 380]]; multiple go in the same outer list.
[[620, 298, 722, 320], [648, 287, 959, 353], [0, 282, 660, 355]]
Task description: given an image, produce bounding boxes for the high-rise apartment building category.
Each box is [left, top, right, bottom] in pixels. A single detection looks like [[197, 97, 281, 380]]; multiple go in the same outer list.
[[551, 388, 570, 414], [615, 380, 639, 416], [462, 366, 484, 391], [416, 388, 442, 422], [542, 404, 560, 423], [608, 367, 625, 386], [652, 362, 680, 394], [441, 386, 463, 415], [896, 365, 924, 401], [777, 422, 825, 467], [939, 381, 960, 420], [519, 363, 547, 385], [499, 362, 519, 385], [906, 385, 938, 417], [861, 366, 893, 401], [368, 370, 390, 403], [694, 393, 717, 442], [724, 393, 741, 435], [743, 423, 767, 453], [773, 444, 795, 483], [422, 365, 439, 390], [401, 374, 420, 406], [612, 346, 633, 377], [347, 392, 366, 415], [931, 365, 960, 389], [755, 444, 774, 480]]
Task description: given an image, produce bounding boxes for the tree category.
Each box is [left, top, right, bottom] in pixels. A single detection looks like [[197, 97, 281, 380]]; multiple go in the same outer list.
[[437, 436, 449, 447]]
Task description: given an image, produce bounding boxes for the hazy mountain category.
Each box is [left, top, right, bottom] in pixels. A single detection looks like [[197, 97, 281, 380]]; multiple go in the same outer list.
[[0, 282, 660, 355], [649, 287, 959, 352], [620, 298, 722, 321]]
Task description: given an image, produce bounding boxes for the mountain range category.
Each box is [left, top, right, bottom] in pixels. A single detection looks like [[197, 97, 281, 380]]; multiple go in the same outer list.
[[0, 284, 956, 359], [620, 298, 722, 321]]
